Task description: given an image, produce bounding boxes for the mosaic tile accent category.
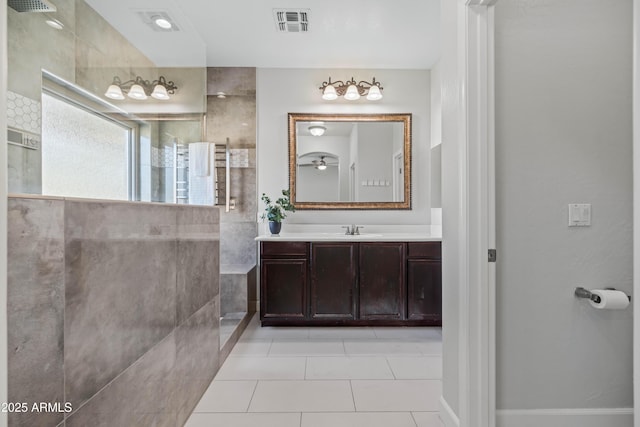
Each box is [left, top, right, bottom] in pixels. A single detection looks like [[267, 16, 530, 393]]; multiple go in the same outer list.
[[151, 146, 176, 168], [229, 148, 249, 168], [7, 91, 41, 135]]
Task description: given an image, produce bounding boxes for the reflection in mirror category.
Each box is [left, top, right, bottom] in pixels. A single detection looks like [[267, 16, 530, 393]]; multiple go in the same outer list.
[[289, 113, 412, 209], [7, 71, 205, 203]]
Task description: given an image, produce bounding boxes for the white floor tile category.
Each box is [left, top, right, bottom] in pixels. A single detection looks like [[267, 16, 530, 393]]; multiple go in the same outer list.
[[192, 380, 257, 413], [216, 356, 307, 380], [373, 327, 442, 340], [306, 357, 394, 380], [344, 340, 425, 356], [308, 327, 377, 340], [416, 341, 443, 356], [242, 326, 311, 340], [302, 412, 417, 427], [351, 380, 441, 412], [185, 412, 301, 427], [269, 340, 345, 356], [228, 341, 272, 357], [387, 356, 442, 379], [249, 380, 355, 412], [412, 412, 445, 427]]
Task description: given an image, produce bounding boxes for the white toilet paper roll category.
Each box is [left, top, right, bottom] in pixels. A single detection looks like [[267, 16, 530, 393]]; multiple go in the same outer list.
[[589, 289, 630, 310]]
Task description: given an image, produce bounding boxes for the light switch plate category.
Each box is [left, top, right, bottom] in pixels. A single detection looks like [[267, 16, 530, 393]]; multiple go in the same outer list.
[[568, 203, 591, 227]]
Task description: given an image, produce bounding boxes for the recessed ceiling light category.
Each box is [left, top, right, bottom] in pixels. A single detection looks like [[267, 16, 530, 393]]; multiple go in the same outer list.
[[153, 16, 172, 29], [45, 18, 64, 30]]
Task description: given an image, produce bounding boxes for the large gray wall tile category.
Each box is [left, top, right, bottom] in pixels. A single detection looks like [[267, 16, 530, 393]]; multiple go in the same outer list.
[[220, 222, 258, 266], [66, 334, 177, 427], [64, 201, 177, 408], [175, 300, 220, 425], [8, 198, 65, 427], [176, 206, 220, 324]]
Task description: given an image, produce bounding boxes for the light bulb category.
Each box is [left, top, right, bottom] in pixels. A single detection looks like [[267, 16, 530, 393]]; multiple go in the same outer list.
[[127, 84, 148, 100], [344, 84, 360, 100], [366, 85, 383, 101], [105, 84, 125, 100], [151, 84, 170, 100], [322, 85, 338, 100], [317, 164, 327, 170], [154, 17, 172, 29]]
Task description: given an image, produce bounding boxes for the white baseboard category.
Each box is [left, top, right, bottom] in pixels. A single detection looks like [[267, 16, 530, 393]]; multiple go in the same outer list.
[[440, 396, 460, 427], [497, 408, 633, 427]]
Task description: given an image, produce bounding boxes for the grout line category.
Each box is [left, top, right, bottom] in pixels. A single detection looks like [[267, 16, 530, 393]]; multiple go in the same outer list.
[[304, 356, 308, 380], [349, 380, 357, 412], [410, 411, 420, 427], [245, 380, 259, 412], [385, 356, 398, 380]]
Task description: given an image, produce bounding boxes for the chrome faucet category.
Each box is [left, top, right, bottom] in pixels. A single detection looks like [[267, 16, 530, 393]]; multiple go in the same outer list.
[[342, 225, 364, 235]]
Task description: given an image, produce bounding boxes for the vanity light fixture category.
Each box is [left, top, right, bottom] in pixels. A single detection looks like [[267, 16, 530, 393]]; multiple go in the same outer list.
[[319, 77, 383, 101], [308, 122, 326, 136], [104, 76, 177, 101]]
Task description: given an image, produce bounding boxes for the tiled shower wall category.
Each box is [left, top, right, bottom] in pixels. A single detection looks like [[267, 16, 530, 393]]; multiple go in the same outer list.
[[8, 196, 220, 427], [206, 68, 257, 267]]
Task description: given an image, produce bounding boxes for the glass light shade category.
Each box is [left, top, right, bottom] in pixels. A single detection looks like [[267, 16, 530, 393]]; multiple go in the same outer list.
[[128, 84, 148, 100], [105, 84, 125, 100], [151, 84, 170, 100], [316, 164, 327, 170], [366, 85, 383, 101], [322, 85, 338, 100], [344, 84, 360, 100], [308, 125, 326, 136]]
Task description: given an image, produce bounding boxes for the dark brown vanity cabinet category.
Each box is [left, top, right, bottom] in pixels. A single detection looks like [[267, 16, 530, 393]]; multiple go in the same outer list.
[[260, 242, 309, 320], [310, 243, 357, 320], [406, 242, 442, 325], [259, 240, 441, 326], [359, 242, 405, 320]]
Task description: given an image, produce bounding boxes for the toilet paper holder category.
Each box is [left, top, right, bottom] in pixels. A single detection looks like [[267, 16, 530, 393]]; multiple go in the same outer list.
[[575, 287, 631, 303]]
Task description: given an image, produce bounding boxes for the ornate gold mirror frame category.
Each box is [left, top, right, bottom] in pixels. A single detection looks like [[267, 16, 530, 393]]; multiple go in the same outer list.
[[288, 113, 412, 210]]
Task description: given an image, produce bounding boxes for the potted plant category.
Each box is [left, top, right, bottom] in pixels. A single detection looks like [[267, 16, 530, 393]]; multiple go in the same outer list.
[[261, 189, 295, 235]]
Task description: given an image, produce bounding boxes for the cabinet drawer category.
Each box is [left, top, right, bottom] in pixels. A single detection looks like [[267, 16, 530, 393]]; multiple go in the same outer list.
[[261, 241, 308, 257], [407, 242, 441, 259]]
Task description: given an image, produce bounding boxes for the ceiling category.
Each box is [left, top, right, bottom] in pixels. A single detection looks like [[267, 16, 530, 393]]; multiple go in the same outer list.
[[84, 0, 441, 69]]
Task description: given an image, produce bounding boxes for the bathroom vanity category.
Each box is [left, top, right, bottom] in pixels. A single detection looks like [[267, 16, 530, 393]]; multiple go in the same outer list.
[[256, 234, 441, 326]]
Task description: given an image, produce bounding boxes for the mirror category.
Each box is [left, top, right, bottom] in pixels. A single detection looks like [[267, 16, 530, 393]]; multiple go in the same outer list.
[[288, 113, 412, 209]]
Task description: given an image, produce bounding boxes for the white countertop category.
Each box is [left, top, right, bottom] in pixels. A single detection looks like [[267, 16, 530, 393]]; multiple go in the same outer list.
[[255, 232, 441, 242]]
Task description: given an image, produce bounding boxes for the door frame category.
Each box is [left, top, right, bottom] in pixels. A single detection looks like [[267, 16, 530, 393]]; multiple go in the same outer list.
[[633, 0, 639, 425], [445, 1, 498, 426]]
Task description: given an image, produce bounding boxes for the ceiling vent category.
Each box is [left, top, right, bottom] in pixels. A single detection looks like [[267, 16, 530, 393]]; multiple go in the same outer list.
[[8, 0, 56, 12], [136, 10, 180, 32], [273, 9, 310, 33]]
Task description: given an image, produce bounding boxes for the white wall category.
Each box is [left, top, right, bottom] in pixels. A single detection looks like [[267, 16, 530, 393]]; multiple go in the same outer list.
[[495, 0, 633, 421], [257, 68, 431, 225], [441, 0, 464, 419]]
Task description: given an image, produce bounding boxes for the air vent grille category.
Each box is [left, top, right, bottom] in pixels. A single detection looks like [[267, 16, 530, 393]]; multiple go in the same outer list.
[[273, 9, 310, 33], [8, 0, 56, 12]]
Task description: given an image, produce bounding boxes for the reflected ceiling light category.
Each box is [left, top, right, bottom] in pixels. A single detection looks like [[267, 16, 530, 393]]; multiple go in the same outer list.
[[319, 77, 383, 101], [216, 91, 227, 99], [45, 18, 64, 30], [308, 123, 326, 136], [316, 161, 327, 170], [105, 76, 177, 101]]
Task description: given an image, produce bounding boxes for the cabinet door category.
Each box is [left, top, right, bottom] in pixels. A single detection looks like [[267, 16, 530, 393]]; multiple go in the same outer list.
[[359, 242, 405, 320], [261, 258, 307, 319], [310, 243, 357, 320], [407, 259, 442, 323]]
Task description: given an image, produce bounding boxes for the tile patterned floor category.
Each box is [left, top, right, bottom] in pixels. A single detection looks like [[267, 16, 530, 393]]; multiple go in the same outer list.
[[186, 314, 444, 427]]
